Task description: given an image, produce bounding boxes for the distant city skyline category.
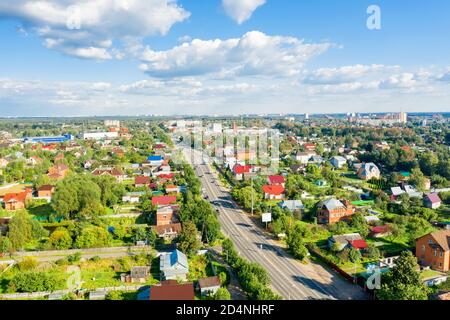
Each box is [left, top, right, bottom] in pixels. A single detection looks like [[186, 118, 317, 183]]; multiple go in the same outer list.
[[1, 1, 450, 116]]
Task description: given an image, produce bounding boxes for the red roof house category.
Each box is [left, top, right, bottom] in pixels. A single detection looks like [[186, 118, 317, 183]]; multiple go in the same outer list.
[[149, 280, 194, 300], [268, 175, 285, 186], [262, 185, 285, 200], [135, 175, 150, 187], [3, 189, 32, 211], [152, 195, 177, 206], [349, 239, 368, 250]]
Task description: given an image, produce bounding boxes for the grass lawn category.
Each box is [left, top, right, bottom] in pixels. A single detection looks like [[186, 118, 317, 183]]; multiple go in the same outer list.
[[28, 203, 55, 219], [366, 237, 411, 255], [78, 255, 157, 289], [420, 269, 445, 280], [339, 261, 368, 275]]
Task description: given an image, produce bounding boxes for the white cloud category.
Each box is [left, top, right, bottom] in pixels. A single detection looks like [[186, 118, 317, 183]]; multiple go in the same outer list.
[[222, 0, 266, 24], [140, 31, 334, 78], [304, 64, 399, 84], [0, 0, 190, 60]]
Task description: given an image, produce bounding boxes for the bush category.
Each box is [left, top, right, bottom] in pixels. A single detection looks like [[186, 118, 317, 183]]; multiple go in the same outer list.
[[8, 272, 64, 293], [18, 257, 38, 271], [67, 252, 82, 263], [90, 256, 101, 262], [348, 248, 362, 263], [48, 228, 73, 250]]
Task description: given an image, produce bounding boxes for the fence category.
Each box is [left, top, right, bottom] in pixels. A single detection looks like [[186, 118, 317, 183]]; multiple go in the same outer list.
[[0, 285, 144, 300], [13, 245, 152, 258]]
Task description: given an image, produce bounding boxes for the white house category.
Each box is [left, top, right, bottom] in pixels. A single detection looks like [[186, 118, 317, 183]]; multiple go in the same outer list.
[[330, 156, 347, 169]]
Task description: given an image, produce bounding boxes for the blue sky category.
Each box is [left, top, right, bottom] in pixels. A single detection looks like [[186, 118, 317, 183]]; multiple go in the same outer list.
[[0, 0, 449, 116]]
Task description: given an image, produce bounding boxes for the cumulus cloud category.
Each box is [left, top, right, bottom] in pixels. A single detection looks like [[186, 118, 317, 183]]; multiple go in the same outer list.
[[140, 31, 334, 78], [0, 0, 190, 60], [222, 0, 266, 24]]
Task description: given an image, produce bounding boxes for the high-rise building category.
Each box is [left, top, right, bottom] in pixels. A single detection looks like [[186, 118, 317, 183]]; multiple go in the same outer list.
[[104, 120, 120, 128]]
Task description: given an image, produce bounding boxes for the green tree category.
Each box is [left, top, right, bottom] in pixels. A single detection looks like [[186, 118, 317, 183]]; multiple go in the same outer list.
[[0, 236, 12, 254], [214, 287, 231, 300], [350, 213, 369, 237], [377, 251, 428, 300], [178, 221, 201, 256], [7, 211, 32, 251], [48, 228, 73, 250], [8, 272, 64, 293], [286, 223, 309, 261], [74, 226, 111, 249], [410, 167, 426, 192]]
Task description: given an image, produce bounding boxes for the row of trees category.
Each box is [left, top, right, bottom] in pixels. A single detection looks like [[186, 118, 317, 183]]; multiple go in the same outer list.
[[222, 238, 281, 300]]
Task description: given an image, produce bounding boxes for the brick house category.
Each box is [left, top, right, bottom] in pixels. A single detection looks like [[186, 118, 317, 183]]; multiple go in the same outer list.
[[317, 198, 355, 225], [3, 189, 32, 211], [416, 230, 450, 272], [156, 206, 175, 226], [37, 185, 55, 199], [47, 163, 69, 180]]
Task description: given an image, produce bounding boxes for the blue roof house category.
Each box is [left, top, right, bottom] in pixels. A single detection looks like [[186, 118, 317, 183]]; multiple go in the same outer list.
[[160, 250, 189, 281], [148, 155, 164, 166]]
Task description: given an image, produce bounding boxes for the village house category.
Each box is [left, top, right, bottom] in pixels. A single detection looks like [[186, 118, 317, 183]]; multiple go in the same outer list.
[[330, 156, 347, 169], [198, 276, 221, 297], [134, 175, 150, 187], [278, 200, 304, 213], [156, 206, 176, 226], [47, 163, 69, 180], [268, 175, 285, 187], [295, 151, 316, 164], [357, 162, 381, 180], [149, 280, 195, 300], [122, 192, 145, 203], [160, 250, 189, 281], [262, 185, 285, 200], [148, 155, 164, 167], [317, 198, 355, 225], [37, 185, 55, 200], [328, 233, 367, 251], [152, 195, 177, 207], [232, 164, 253, 181], [155, 223, 182, 241], [416, 230, 450, 272], [2, 189, 32, 211], [121, 266, 150, 284], [424, 193, 442, 209], [370, 225, 391, 238], [303, 143, 316, 151], [165, 185, 179, 194], [91, 167, 125, 183]]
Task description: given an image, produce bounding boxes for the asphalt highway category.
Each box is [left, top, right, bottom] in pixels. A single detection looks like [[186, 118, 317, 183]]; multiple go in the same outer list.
[[181, 146, 368, 300]]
